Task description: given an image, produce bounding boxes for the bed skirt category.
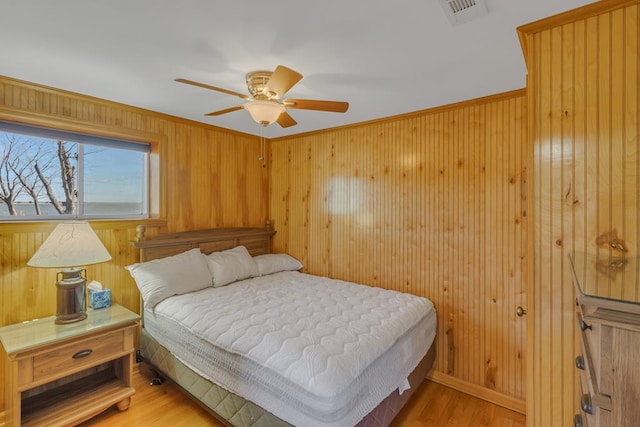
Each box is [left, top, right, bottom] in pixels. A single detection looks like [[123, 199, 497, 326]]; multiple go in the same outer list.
[[140, 328, 436, 427]]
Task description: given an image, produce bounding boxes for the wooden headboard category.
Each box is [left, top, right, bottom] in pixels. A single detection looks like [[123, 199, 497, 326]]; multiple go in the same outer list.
[[133, 223, 276, 262]]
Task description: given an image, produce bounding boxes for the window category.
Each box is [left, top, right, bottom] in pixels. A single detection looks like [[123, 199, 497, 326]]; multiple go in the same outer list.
[[0, 122, 150, 220]]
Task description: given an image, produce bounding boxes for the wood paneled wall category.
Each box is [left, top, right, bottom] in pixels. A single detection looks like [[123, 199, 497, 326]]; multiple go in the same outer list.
[[269, 91, 528, 409], [519, 1, 640, 426], [0, 76, 267, 412]]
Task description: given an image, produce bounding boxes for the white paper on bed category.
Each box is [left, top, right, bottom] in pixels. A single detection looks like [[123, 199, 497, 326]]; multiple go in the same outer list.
[[144, 271, 436, 427]]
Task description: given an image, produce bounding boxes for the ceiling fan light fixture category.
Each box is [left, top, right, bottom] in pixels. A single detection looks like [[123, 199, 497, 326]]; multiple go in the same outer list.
[[176, 65, 347, 129], [244, 100, 285, 126]]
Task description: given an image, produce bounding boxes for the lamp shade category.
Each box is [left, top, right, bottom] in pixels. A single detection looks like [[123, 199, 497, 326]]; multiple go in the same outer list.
[[28, 222, 112, 268], [243, 100, 285, 125]]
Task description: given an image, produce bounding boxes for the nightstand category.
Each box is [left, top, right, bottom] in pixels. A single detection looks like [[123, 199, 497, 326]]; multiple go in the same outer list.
[[0, 303, 140, 427], [570, 253, 640, 427]]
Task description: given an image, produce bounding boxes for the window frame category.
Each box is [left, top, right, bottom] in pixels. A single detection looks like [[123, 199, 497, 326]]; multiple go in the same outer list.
[[76, 142, 150, 220], [0, 116, 161, 223]]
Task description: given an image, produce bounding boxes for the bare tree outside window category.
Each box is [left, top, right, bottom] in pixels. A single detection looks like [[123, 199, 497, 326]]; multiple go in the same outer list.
[[0, 133, 77, 217], [0, 125, 149, 220]]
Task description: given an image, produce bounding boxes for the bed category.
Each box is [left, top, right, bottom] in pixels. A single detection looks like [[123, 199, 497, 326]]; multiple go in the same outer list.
[[130, 225, 437, 427]]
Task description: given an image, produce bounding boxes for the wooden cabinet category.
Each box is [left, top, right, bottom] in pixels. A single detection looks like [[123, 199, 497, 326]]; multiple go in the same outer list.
[[571, 253, 640, 427], [0, 304, 140, 427]]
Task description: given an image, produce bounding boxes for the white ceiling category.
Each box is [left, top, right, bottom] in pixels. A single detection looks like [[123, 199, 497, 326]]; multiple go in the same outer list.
[[1, 0, 593, 138]]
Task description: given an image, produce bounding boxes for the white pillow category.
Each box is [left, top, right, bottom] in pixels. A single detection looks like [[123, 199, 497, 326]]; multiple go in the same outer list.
[[253, 253, 303, 276], [205, 246, 260, 287], [125, 248, 212, 309]]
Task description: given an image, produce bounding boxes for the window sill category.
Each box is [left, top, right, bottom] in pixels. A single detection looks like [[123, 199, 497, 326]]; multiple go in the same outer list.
[[0, 218, 168, 233]]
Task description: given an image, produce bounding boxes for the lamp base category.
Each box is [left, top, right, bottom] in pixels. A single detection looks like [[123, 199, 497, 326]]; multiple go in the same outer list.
[[55, 268, 87, 324]]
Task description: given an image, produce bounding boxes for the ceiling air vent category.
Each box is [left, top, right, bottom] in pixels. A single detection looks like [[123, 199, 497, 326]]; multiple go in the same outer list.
[[438, 0, 488, 26]]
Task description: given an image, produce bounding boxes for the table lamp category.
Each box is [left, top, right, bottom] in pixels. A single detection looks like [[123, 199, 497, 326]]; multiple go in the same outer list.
[[27, 221, 112, 324]]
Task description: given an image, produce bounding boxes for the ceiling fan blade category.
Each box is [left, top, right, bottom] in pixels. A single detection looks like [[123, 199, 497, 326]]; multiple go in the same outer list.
[[284, 99, 349, 113], [263, 66, 303, 99], [204, 105, 244, 116], [277, 111, 297, 128], [176, 78, 250, 100]]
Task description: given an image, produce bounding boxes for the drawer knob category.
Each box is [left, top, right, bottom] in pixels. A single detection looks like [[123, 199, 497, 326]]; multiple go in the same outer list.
[[516, 306, 527, 317], [579, 320, 592, 331], [72, 349, 93, 359], [575, 355, 585, 370], [580, 393, 593, 415], [574, 414, 583, 427]]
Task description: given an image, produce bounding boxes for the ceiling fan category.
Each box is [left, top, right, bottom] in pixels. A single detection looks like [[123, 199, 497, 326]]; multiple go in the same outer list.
[[175, 65, 349, 128]]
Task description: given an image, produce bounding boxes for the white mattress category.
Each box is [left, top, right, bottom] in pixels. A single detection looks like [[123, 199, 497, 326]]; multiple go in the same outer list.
[[144, 271, 436, 427]]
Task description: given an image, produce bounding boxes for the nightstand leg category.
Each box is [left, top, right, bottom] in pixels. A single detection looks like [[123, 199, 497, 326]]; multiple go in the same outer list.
[[5, 357, 20, 426], [116, 397, 131, 412]]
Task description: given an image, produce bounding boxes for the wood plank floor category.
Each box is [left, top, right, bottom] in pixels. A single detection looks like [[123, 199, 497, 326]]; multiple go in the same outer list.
[[80, 365, 526, 427]]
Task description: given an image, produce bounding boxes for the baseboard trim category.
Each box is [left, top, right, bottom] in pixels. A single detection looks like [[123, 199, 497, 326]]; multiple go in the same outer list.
[[427, 371, 526, 415]]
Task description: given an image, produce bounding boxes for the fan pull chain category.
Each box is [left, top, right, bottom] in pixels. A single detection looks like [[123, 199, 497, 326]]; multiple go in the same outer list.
[[259, 129, 267, 168]]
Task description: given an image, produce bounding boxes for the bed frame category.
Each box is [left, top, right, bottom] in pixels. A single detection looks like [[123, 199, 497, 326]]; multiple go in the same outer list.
[[133, 223, 276, 261], [132, 224, 436, 427]]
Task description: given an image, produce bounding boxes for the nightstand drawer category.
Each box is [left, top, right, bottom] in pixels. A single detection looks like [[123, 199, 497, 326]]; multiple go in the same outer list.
[[577, 311, 599, 367], [33, 329, 125, 381], [578, 372, 595, 427], [577, 329, 599, 394]]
